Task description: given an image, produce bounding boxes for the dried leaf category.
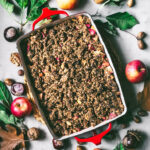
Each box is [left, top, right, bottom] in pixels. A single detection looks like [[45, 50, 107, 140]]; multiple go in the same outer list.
[[24, 77, 45, 124], [0, 125, 25, 150], [137, 77, 150, 111]]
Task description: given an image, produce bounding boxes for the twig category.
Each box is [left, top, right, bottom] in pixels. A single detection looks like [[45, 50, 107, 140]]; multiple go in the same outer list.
[[123, 30, 137, 38]]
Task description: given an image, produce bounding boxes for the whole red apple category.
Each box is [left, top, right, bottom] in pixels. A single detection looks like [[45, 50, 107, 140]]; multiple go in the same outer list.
[[11, 97, 32, 118], [125, 60, 147, 83], [56, 0, 78, 10]]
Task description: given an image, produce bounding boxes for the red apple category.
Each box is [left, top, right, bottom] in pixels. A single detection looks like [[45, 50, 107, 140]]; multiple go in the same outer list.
[[125, 60, 147, 83], [11, 97, 32, 118], [56, 0, 78, 10]]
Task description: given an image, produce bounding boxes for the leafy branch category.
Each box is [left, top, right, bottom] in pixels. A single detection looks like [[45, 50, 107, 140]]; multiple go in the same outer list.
[[0, 81, 22, 125], [94, 12, 138, 36], [0, 0, 56, 32], [103, 0, 125, 6]]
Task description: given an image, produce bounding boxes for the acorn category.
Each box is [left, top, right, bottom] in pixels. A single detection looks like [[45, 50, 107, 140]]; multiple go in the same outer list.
[[122, 130, 143, 149]]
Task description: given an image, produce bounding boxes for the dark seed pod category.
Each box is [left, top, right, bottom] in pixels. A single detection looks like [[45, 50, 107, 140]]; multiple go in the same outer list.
[[138, 40, 145, 49], [136, 32, 145, 40], [52, 139, 64, 149], [123, 130, 143, 149], [133, 115, 141, 123], [4, 27, 18, 42], [11, 83, 25, 96], [137, 109, 148, 117]]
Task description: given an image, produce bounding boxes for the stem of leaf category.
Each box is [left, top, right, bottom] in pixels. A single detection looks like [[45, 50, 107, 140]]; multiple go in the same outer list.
[[8, 12, 21, 25], [123, 30, 137, 39], [10, 139, 34, 142]]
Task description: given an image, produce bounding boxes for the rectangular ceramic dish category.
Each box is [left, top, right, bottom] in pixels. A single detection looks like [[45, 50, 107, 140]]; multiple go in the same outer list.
[[17, 10, 127, 141]]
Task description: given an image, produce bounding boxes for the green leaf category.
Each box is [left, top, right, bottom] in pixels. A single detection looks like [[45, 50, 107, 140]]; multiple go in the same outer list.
[[105, 0, 124, 6], [15, 0, 28, 9], [114, 143, 125, 150], [0, 111, 19, 125], [95, 20, 118, 36], [27, 0, 48, 21], [106, 12, 138, 30], [0, 81, 13, 107], [0, 0, 14, 13], [103, 22, 118, 36], [0, 103, 6, 111]]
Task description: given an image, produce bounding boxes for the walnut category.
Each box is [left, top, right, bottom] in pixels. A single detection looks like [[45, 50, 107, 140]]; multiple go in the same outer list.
[[10, 52, 22, 66], [27, 127, 40, 140]]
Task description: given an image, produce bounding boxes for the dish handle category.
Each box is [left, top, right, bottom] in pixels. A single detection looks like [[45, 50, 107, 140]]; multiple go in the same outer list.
[[32, 7, 69, 31], [74, 123, 112, 145]]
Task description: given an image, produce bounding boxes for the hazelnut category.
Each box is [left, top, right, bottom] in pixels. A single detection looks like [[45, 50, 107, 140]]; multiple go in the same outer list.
[[18, 69, 24, 76], [120, 123, 128, 129], [27, 127, 40, 140], [136, 32, 145, 40], [77, 146, 86, 150], [4, 78, 15, 86], [137, 109, 148, 117], [133, 115, 141, 123], [138, 40, 145, 50]]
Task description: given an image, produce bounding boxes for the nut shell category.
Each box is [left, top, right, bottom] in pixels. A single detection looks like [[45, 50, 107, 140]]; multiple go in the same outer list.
[[4, 27, 18, 42], [52, 139, 64, 149], [123, 130, 143, 149], [10, 53, 22, 67], [137, 109, 148, 117], [137, 32, 145, 40], [18, 69, 24, 76], [4, 78, 15, 86], [133, 115, 141, 123], [138, 40, 145, 50], [27, 127, 40, 140], [77, 146, 86, 150], [11, 83, 25, 96]]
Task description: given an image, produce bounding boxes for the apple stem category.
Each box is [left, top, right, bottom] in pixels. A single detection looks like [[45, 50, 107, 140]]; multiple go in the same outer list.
[[140, 68, 146, 72]]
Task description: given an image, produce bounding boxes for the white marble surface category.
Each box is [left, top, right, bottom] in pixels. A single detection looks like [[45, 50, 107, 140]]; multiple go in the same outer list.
[[0, 0, 150, 150]]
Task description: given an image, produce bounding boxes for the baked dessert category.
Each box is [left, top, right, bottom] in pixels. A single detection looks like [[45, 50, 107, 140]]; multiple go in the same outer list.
[[26, 15, 124, 136]]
